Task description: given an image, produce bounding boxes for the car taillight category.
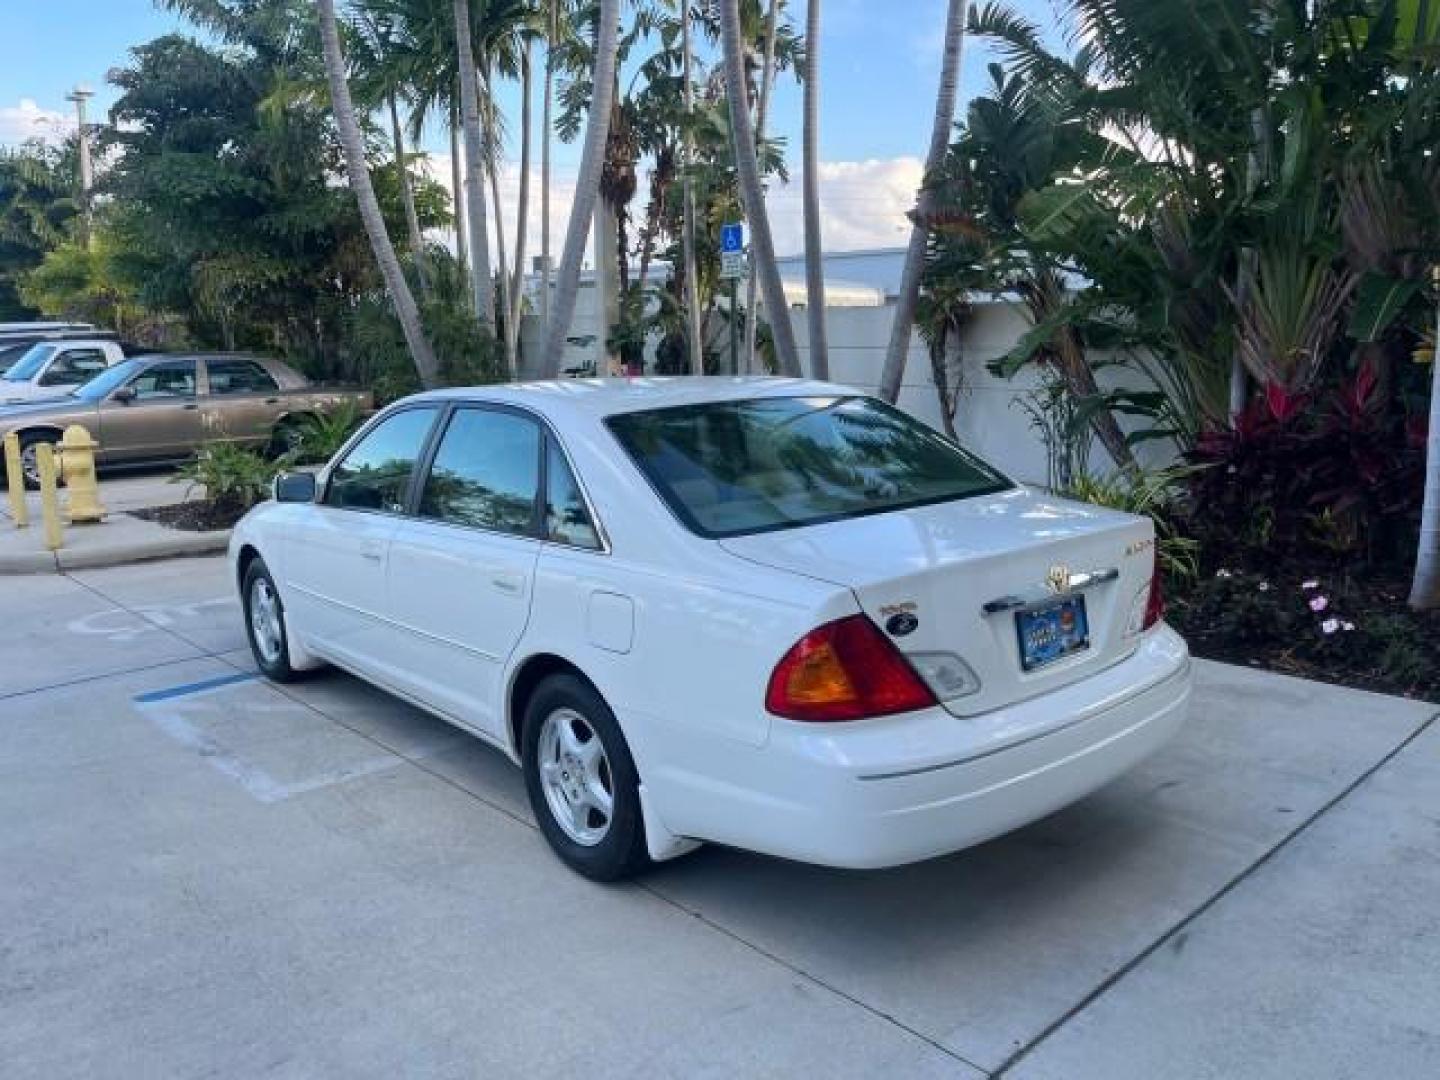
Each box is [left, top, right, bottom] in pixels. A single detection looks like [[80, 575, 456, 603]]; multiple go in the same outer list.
[[1142, 560, 1165, 630], [765, 614, 938, 722]]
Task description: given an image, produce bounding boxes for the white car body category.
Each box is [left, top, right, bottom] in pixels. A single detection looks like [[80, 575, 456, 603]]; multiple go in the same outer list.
[[0, 339, 127, 404], [229, 378, 1191, 870]]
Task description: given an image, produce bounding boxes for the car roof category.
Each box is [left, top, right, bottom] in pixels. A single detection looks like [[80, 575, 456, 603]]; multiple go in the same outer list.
[[407, 376, 866, 422]]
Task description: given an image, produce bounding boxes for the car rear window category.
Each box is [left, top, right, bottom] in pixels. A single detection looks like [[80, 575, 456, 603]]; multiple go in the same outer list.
[[606, 395, 1011, 538]]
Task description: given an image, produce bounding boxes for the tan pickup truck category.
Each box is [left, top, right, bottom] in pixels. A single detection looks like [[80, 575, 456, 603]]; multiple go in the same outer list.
[[0, 353, 372, 487]]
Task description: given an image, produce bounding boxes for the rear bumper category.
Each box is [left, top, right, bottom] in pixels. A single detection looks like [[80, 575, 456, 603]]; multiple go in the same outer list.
[[645, 625, 1191, 869]]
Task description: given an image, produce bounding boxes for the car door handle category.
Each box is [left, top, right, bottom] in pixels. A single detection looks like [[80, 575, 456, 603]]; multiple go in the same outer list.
[[264, 397, 280, 405], [360, 540, 386, 563], [182, 403, 198, 411], [491, 572, 524, 596]]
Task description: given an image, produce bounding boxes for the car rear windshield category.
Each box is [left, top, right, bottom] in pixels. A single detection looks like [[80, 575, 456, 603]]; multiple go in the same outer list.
[[607, 395, 1011, 538]]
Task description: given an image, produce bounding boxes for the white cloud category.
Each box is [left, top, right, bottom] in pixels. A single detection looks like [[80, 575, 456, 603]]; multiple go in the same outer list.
[[421, 153, 923, 267], [0, 98, 74, 147]]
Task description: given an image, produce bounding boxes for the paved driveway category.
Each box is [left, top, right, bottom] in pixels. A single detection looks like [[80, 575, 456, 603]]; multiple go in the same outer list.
[[2, 557, 1437, 1078]]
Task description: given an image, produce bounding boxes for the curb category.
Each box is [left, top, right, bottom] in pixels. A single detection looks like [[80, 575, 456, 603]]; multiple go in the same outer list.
[[0, 522, 231, 575]]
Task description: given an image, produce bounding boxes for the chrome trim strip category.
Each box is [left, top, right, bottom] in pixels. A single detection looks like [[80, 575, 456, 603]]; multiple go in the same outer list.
[[982, 567, 1121, 616]]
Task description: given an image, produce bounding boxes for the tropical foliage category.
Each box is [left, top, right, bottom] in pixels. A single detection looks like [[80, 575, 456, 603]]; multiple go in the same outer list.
[[914, 0, 1440, 610]]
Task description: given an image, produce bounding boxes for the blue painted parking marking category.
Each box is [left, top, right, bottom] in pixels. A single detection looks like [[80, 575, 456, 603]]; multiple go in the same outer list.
[[133, 671, 258, 704]]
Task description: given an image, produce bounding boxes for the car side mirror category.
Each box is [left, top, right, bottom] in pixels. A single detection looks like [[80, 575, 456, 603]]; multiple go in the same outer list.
[[274, 471, 317, 504], [111, 386, 137, 404]]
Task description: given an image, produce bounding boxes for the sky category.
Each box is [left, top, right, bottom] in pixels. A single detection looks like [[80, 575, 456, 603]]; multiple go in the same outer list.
[[1, 0, 1067, 258]]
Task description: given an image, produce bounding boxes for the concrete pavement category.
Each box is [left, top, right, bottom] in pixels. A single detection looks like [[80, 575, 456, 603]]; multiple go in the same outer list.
[[1, 556, 1437, 1078], [1, 468, 227, 573]]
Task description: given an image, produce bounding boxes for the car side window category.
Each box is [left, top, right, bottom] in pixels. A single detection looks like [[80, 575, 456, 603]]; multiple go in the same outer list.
[[325, 407, 438, 514], [127, 359, 197, 400], [208, 359, 280, 395], [40, 348, 109, 387], [418, 408, 541, 536], [546, 441, 601, 550]]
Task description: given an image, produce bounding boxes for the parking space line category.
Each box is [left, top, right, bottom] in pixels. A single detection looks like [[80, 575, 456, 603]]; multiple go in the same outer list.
[[133, 671, 257, 704]]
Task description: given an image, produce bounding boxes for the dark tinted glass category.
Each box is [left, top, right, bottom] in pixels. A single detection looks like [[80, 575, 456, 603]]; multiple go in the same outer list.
[[419, 408, 540, 535], [207, 359, 279, 395], [545, 441, 600, 549], [608, 396, 1010, 538], [40, 348, 109, 386], [325, 407, 438, 513], [129, 359, 197, 399]]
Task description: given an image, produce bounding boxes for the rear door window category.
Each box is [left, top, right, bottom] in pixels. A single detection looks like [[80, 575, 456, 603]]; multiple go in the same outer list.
[[417, 408, 542, 536], [207, 359, 280, 395]]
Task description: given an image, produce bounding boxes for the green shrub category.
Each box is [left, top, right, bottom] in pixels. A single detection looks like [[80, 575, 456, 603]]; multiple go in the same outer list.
[[1064, 467, 1201, 584], [175, 442, 279, 515], [289, 401, 363, 465]]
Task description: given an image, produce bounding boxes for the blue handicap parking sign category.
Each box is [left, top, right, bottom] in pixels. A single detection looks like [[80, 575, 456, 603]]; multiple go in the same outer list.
[[720, 222, 745, 253]]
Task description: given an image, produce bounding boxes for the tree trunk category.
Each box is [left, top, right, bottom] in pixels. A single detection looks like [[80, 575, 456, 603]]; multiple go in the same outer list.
[[1410, 285, 1440, 609], [802, 0, 829, 380], [541, 0, 622, 377], [541, 0, 555, 337], [451, 96, 468, 280], [511, 41, 533, 367], [489, 154, 513, 372], [387, 92, 428, 297], [719, 0, 801, 377], [482, 69, 512, 373], [454, 0, 495, 330], [742, 0, 780, 374], [680, 1, 705, 375], [878, 0, 967, 403], [316, 0, 438, 388]]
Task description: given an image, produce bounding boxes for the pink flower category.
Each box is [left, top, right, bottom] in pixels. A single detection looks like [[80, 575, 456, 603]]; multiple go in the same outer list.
[[1321, 618, 1340, 635], [1309, 596, 1329, 613], [1302, 580, 1319, 590]]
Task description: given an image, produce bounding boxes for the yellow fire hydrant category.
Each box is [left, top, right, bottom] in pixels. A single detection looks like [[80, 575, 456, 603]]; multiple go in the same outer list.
[[59, 425, 106, 524]]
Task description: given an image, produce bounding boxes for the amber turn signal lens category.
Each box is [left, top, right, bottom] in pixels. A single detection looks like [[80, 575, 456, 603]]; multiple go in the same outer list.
[[766, 615, 937, 722]]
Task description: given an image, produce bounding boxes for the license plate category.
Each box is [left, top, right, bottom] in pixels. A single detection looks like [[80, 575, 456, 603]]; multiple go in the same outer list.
[[1016, 596, 1090, 671]]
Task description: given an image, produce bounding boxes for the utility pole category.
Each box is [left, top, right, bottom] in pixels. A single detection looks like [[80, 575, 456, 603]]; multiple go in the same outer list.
[[66, 86, 95, 249]]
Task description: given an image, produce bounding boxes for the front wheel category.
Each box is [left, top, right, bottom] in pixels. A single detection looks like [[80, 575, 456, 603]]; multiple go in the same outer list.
[[522, 674, 650, 881], [16, 432, 59, 492], [242, 557, 299, 682]]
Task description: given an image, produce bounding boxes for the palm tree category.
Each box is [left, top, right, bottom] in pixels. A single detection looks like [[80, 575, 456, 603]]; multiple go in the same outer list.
[[679, 0, 705, 374], [1413, 276, 1440, 607], [741, 0, 780, 374], [350, 7, 430, 294], [718, 0, 801, 376], [802, 0, 828, 379], [540, 0, 557, 335], [453, 0, 495, 330], [317, 0, 439, 387], [541, 0, 623, 377], [511, 38, 534, 361], [878, 0, 967, 403]]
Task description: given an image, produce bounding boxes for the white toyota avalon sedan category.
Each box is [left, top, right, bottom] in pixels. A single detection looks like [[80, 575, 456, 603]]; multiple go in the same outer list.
[[230, 378, 1191, 880]]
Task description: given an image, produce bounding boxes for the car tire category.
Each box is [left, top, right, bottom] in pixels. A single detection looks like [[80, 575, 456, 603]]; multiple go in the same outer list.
[[16, 432, 59, 492], [266, 418, 307, 461], [242, 557, 299, 683], [522, 673, 651, 882]]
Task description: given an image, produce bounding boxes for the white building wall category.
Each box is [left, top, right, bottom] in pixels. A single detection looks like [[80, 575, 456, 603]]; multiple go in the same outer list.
[[520, 284, 1176, 487]]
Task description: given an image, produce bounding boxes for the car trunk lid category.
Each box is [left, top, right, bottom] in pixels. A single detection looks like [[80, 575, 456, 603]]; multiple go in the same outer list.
[[720, 487, 1155, 718]]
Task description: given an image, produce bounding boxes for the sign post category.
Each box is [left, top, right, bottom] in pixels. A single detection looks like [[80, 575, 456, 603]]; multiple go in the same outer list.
[[720, 222, 746, 375]]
